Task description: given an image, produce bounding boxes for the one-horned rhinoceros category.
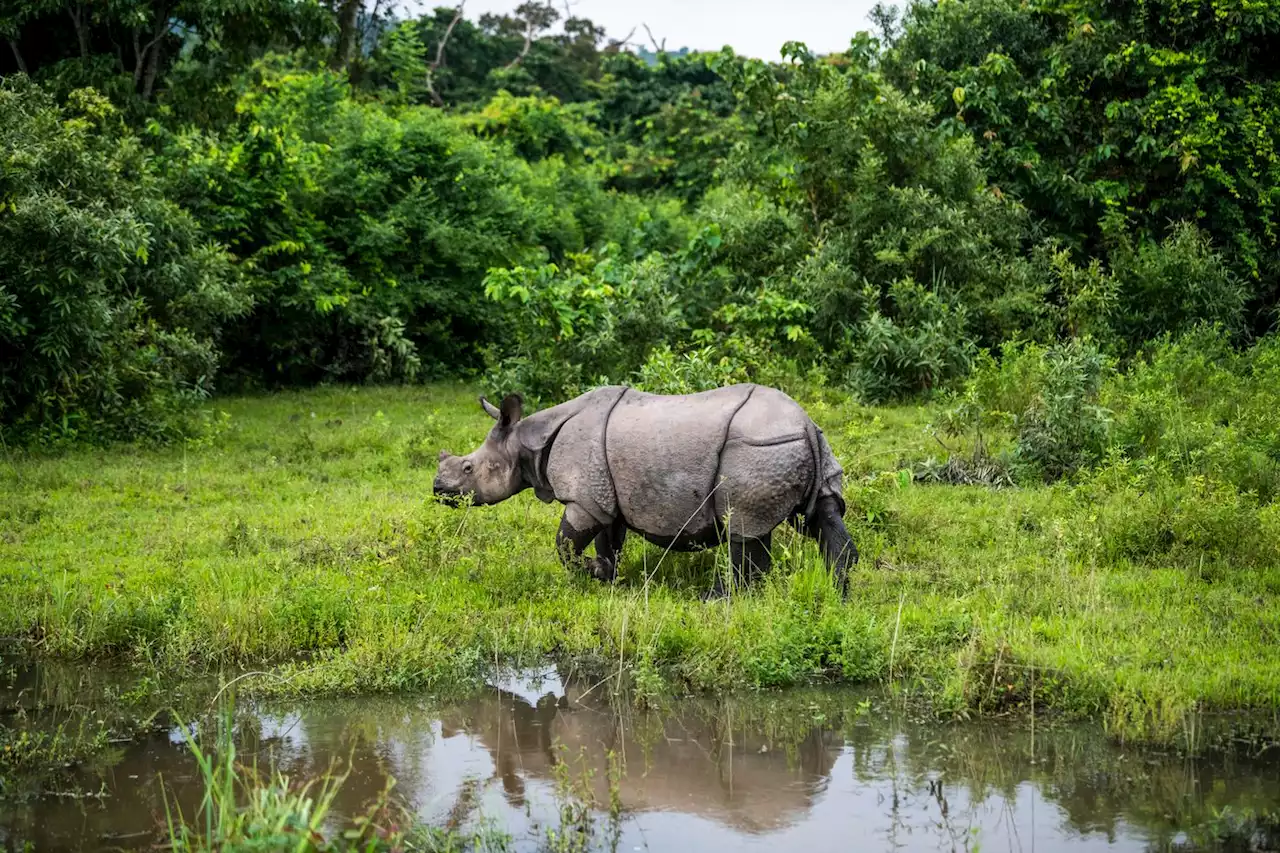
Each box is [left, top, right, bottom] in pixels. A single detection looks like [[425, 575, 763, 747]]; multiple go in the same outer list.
[[432, 384, 857, 598]]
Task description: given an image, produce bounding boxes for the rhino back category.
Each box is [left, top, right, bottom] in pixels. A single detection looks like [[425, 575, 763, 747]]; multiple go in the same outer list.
[[724, 385, 810, 443], [605, 385, 756, 537]]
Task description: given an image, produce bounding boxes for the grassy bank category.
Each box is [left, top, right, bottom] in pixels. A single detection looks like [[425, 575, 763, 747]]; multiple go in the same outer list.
[[1, 384, 1278, 744]]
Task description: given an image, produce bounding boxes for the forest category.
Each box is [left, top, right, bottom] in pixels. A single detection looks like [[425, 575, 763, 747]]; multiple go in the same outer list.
[[3, 0, 1280, 778], [2, 0, 1278, 440]]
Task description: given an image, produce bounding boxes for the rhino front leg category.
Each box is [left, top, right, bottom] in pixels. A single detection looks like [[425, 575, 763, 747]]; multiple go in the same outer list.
[[589, 516, 627, 583], [808, 496, 857, 598], [705, 533, 771, 600], [556, 503, 608, 580]]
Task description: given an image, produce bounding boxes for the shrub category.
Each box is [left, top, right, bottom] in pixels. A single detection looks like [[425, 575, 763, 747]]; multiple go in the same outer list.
[[720, 40, 1041, 354], [0, 80, 248, 445], [156, 60, 580, 385], [1014, 338, 1113, 481], [841, 278, 977, 403], [462, 90, 604, 163], [1107, 221, 1249, 350], [632, 344, 751, 395]]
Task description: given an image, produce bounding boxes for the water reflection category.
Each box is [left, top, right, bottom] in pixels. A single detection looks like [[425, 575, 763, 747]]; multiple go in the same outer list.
[[1, 662, 1278, 852]]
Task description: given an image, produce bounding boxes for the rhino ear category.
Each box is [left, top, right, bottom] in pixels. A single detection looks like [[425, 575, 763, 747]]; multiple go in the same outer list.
[[498, 394, 524, 430], [480, 396, 501, 420]]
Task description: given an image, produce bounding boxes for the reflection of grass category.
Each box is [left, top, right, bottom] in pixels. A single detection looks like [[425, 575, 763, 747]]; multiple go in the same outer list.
[[0, 384, 1277, 745], [0, 720, 110, 796], [0, 656, 211, 796], [163, 694, 634, 852], [164, 696, 508, 852]]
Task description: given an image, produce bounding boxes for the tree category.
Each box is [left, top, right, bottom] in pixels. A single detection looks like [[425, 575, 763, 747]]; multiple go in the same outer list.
[[884, 0, 1280, 335]]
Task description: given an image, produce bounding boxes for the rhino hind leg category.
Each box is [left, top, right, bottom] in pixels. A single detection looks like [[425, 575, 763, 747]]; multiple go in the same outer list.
[[805, 495, 856, 598], [704, 533, 771, 600]]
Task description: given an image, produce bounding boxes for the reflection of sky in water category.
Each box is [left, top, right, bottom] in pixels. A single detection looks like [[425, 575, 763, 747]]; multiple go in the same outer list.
[[2, 664, 1278, 852], [231, 677, 1280, 852]]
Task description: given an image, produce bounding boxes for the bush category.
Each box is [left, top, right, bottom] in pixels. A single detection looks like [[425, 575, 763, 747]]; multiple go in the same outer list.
[[1080, 467, 1280, 573], [721, 40, 1041, 354], [632, 344, 752, 395], [842, 278, 976, 403], [1014, 338, 1112, 481], [0, 80, 248, 445], [157, 60, 597, 386], [1107, 221, 1249, 349], [156, 58, 699, 387], [462, 90, 604, 163]]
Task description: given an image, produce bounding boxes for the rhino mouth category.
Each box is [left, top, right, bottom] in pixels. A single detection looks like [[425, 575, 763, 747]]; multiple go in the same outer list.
[[432, 486, 472, 507]]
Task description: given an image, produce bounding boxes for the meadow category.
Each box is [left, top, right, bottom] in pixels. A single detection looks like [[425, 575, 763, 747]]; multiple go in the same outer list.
[[3, 383, 1277, 747]]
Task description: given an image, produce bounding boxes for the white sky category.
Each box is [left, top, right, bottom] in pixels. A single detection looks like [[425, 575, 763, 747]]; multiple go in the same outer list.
[[400, 0, 885, 60]]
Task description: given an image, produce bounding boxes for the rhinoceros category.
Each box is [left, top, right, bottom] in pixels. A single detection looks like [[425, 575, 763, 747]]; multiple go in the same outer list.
[[433, 384, 856, 598]]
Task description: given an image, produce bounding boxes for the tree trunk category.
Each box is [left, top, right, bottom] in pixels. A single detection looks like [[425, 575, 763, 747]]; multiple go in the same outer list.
[[132, 29, 144, 87], [142, 38, 162, 100], [7, 38, 26, 74], [68, 3, 89, 57], [332, 0, 361, 69], [132, 3, 169, 97]]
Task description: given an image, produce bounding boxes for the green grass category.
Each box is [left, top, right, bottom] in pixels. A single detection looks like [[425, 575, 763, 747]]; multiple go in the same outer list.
[[1, 383, 1278, 745]]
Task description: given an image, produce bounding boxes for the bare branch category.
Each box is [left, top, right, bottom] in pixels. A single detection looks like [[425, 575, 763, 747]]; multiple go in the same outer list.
[[142, 38, 162, 99], [132, 28, 143, 86], [431, 2, 465, 70], [604, 25, 636, 53], [642, 22, 665, 53], [503, 13, 536, 69], [133, 0, 171, 89], [359, 0, 388, 49], [426, 2, 465, 107]]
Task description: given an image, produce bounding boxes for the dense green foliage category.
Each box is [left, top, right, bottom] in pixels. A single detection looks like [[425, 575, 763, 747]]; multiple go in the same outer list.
[[154, 62, 676, 385], [4, 0, 1279, 444], [882, 0, 1280, 334], [0, 79, 247, 443]]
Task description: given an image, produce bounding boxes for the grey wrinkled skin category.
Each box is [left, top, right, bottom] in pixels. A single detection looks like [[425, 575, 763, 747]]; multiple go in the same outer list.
[[433, 384, 857, 599]]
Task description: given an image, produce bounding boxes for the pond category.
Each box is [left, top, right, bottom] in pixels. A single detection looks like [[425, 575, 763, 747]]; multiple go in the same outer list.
[[1, 658, 1278, 851]]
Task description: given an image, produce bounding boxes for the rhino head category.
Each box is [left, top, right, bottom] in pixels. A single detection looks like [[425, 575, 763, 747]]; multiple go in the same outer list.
[[433, 394, 526, 506]]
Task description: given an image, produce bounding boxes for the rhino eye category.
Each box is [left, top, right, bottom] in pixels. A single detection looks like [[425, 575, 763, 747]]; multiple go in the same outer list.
[[462, 461, 473, 474]]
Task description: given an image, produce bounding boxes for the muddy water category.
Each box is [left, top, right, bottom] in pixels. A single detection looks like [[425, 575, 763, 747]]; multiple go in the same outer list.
[[2, 661, 1279, 852]]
